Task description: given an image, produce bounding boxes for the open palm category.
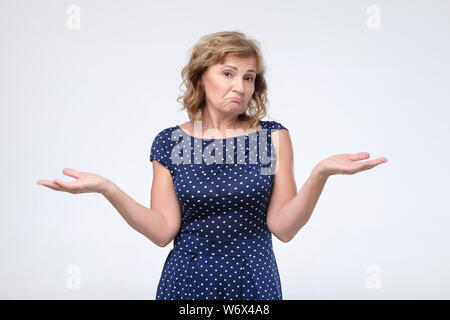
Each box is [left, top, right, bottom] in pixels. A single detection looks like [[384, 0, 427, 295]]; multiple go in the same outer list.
[[318, 152, 388, 176], [36, 168, 107, 194]]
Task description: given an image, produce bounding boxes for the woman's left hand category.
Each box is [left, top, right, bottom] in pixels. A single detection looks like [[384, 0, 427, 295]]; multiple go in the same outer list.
[[315, 152, 388, 178]]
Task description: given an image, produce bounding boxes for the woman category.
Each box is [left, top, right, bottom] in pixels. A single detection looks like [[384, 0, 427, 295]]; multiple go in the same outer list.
[[37, 31, 388, 300]]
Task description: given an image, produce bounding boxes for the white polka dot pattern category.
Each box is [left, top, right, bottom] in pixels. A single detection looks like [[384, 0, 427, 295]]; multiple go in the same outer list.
[[149, 120, 288, 300]]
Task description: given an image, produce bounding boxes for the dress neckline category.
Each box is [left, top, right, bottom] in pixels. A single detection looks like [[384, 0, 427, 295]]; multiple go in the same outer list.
[[175, 120, 264, 140]]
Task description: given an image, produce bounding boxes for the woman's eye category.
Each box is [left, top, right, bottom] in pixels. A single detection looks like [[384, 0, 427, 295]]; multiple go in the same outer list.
[[223, 72, 254, 82]]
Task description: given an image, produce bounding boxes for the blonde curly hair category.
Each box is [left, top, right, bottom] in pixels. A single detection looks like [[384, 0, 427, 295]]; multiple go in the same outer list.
[[176, 31, 268, 129]]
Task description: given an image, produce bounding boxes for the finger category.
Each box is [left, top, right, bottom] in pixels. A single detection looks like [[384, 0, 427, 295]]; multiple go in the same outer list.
[[360, 158, 387, 171], [368, 158, 388, 165], [349, 152, 370, 161], [56, 179, 77, 186], [37, 179, 54, 186], [54, 179, 76, 189], [37, 180, 65, 191], [62, 168, 81, 179]]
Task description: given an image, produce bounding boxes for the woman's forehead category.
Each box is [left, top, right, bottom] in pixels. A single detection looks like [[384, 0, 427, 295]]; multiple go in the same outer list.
[[214, 55, 257, 71]]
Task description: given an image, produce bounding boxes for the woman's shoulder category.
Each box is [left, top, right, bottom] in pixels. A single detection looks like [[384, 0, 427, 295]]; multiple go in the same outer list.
[[150, 124, 181, 147], [259, 119, 288, 132], [153, 123, 180, 136]]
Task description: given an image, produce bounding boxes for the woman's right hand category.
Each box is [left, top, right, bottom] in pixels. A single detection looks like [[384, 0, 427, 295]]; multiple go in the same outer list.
[[37, 168, 109, 194]]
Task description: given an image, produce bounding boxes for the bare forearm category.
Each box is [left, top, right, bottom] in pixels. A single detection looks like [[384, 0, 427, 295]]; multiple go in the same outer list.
[[275, 165, 329, 242], [101, 180, 168, 247]]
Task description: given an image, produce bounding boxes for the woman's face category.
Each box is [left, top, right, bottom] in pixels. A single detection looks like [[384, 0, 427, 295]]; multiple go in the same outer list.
[[201, 54, 257, 119]]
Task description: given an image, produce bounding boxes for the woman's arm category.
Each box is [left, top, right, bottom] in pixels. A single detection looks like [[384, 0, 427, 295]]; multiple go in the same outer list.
[[37, 166, 181, 247], [266, 130, 388, 243], [266, 129, 300, 243], [102, 183, 170, 247], [267, 155, 328, 243], [102, 161, 181, 247]]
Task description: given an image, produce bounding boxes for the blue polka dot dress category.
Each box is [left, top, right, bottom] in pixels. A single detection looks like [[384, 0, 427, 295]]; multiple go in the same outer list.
[[149, 120, 288, 300]]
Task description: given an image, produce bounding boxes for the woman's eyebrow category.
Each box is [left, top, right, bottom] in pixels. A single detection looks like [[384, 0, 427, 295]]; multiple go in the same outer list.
[[222, 65, 256, 73]]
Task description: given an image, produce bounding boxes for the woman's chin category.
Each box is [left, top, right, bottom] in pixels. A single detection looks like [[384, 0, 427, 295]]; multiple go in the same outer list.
[[213, 103, 246, 117], [225, 105, 245, 115]]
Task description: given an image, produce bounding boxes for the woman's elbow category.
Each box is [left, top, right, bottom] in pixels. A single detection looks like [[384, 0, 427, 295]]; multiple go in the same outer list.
[[278, 233, 292, 243], [157, 237, 174, 248], [268, 221, 291, 243], [270, 228, 292, 243]]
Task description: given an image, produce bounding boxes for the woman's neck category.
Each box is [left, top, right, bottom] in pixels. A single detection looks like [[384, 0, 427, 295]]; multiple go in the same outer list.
[[198, 109, 249, 139]]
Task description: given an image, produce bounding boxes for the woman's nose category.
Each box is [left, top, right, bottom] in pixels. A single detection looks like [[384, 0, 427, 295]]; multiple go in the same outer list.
[[232, 78, 245, 92]]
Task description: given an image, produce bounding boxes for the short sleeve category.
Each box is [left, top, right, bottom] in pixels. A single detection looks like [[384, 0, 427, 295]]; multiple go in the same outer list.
[[149, 129, 174, 172], [268, 120, 288, 132]]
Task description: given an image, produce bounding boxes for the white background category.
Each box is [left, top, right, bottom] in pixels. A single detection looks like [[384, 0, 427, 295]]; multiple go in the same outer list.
[[1, 0, 449, 299]]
